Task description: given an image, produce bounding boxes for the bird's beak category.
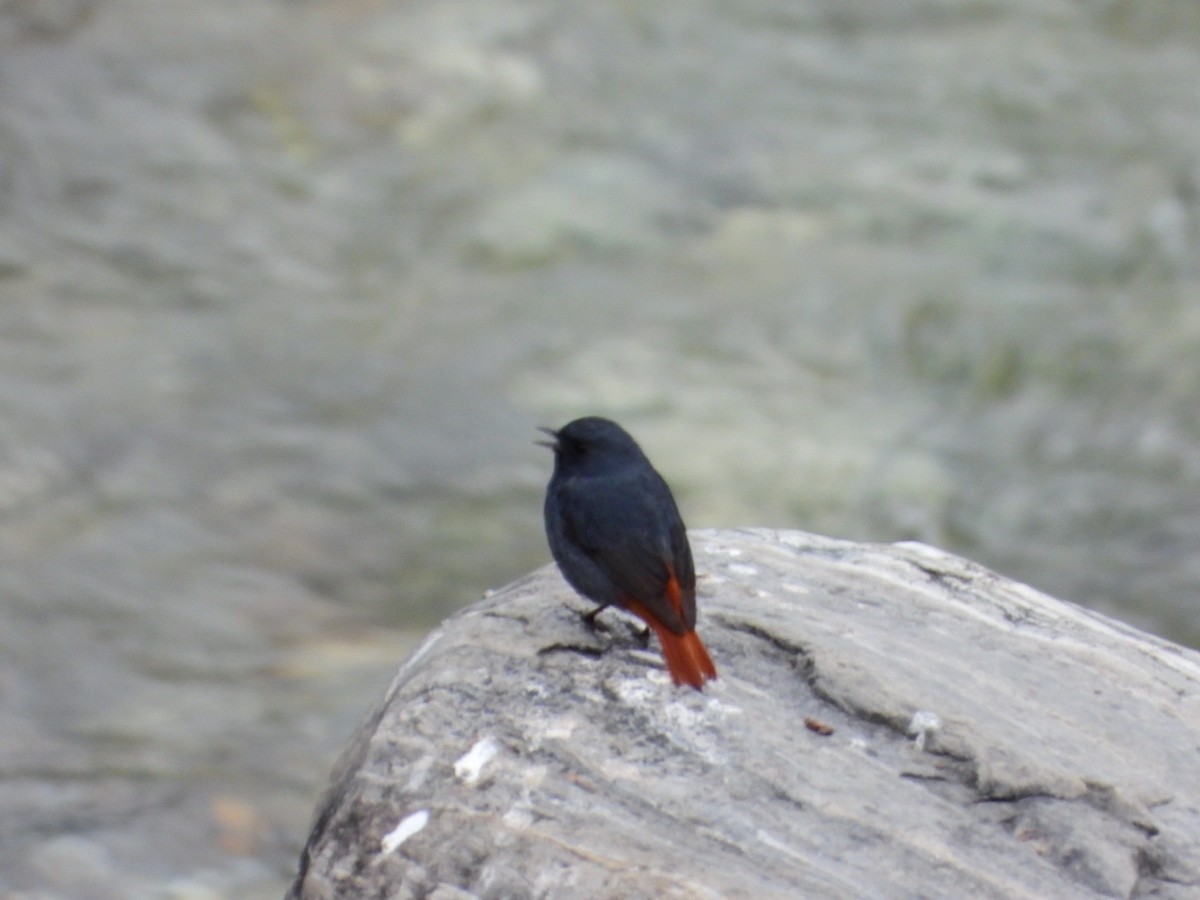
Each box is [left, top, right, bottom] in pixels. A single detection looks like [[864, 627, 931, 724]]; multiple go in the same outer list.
[[535, 426, 559, 450]]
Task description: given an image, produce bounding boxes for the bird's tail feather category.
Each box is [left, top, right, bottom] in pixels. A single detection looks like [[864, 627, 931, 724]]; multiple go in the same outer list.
[[626, 599, 717, 690], [656, 625, 717, 690]]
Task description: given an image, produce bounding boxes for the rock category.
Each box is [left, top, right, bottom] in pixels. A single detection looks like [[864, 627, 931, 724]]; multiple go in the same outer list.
[[290, 529, 1200, 899]]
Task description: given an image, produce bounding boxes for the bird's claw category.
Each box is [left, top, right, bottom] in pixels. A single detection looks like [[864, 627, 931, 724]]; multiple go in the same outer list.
[[581, 605, 609, 632]]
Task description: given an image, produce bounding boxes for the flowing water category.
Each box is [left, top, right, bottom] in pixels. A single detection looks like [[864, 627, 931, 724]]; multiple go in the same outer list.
[[1, 0, 1198, 895]]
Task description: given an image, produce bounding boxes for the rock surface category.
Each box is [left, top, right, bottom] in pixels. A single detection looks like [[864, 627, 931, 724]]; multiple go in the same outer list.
[[291, 529, 1200, 899]]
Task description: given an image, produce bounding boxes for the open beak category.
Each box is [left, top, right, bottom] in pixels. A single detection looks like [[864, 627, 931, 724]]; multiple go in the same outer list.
[[535, 426, 559, 450]]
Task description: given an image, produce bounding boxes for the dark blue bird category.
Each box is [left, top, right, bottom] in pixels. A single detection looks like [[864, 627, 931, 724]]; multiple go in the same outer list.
[[540, 416, 716, 689]]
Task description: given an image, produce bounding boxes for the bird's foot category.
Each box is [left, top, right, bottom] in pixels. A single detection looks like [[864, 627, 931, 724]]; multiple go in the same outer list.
[[580, 605, 610, 632], [580, 606, 649, 645]]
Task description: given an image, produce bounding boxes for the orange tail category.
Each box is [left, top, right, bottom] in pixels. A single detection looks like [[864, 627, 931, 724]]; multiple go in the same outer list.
[[657, 625, 717, 690], [627, 604, 717, 690]]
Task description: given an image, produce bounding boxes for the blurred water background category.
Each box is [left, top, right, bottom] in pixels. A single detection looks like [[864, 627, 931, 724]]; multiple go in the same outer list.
[[1, 0, 1198, 896]]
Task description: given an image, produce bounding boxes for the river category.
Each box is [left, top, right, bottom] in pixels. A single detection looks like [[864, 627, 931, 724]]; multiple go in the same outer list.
[[1, 1, 1197, 895]]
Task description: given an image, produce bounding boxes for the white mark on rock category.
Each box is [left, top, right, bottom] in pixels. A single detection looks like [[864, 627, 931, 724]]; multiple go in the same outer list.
[[454, 736, 500, 784], [502, 804, 535, 831], [380, 809, 429, 854], [781, 581, 810, 595], [533, 715, 578, 742], [727, 563, 759, 577], [519, 764, 549, 789], [907, 710, 942, 752], [704, 695, 744, 717], [614, 674, 662, 703], [756, 828, 806, 863], [600, 758, 643, 781]]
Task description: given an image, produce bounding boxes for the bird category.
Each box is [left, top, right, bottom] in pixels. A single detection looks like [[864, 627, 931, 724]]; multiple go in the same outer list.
[[540, 416, 717, 690]]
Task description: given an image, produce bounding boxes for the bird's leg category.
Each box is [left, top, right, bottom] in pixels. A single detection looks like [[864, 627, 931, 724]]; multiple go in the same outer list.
[[581, 604, 650, 646], [581, 604, 610, 631]]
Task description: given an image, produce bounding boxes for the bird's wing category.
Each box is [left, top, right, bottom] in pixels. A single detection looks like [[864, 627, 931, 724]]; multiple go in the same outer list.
[[557, 472, 694, 634]]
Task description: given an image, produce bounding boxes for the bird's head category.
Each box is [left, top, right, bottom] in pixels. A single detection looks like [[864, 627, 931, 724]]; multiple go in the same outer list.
[[538, 416, 646, 476]]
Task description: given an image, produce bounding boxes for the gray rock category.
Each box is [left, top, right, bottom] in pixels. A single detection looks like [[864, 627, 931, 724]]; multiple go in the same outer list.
[[290, 529, 1200, 899]]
